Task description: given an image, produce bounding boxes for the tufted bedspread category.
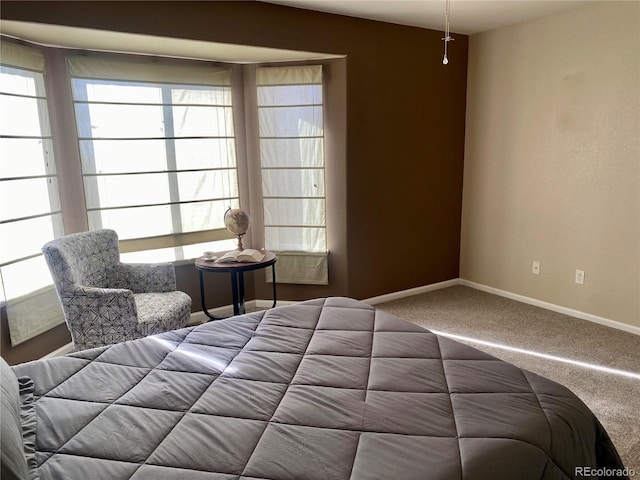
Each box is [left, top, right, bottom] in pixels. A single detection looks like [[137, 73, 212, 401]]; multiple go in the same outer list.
[[12, 297, 626, 479]]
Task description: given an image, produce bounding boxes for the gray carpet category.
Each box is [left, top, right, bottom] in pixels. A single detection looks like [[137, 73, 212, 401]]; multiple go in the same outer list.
[[376, 285, 640, 471]]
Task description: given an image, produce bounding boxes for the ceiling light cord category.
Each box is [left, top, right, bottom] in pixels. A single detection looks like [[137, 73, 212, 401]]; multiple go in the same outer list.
[[442, 0, 454, 65]]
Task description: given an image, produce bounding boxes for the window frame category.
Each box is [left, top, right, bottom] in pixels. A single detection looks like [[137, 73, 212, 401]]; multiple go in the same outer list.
[[0, 60, 64, 281], [0, 44, 66, 345], [67, 54, 242, 257], [0, 65, 64, 268], [2, 38, 334, 272], [257, 65, 327, 255]]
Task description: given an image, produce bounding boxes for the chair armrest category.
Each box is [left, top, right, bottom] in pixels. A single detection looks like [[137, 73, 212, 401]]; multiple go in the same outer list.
[[64, 285, 133, 297], [112, 262, 177, 293], [59, 286, 140, 350], [60, 286, 138, 329]]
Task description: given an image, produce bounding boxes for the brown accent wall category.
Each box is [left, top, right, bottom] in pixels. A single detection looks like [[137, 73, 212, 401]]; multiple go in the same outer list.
[[0, 1, 468, 363]]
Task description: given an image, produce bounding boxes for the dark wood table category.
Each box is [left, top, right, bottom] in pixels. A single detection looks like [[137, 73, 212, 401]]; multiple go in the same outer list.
[[194, 250, 277, 319]]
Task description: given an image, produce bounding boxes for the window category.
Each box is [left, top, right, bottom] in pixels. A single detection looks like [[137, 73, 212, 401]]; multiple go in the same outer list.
[[0, 42, 64, 345], [0, 37, 337, 350], [68, 55, 239, 257], [1, 40, 333, 348], [256, 65, 328, 284]]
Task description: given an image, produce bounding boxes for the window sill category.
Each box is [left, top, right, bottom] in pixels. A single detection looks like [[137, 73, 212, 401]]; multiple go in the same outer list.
[[120, 239, 237, 266]]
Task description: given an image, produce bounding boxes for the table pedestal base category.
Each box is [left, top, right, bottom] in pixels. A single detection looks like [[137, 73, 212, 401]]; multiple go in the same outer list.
[[196, 253, 277, 320]]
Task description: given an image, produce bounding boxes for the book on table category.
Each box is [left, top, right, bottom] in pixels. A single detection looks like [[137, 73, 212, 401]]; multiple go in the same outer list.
[[215, 249, 265, 263]]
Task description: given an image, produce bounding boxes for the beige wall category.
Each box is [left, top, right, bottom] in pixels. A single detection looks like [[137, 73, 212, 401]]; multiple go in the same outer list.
[[461, 1, 640, 327]]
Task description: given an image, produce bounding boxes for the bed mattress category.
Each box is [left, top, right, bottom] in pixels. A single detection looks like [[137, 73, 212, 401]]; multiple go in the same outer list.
[[11, 297, 625, 479]]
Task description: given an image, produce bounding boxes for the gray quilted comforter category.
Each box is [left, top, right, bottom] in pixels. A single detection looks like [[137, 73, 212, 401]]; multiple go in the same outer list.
[[12, 297, 625, 479]]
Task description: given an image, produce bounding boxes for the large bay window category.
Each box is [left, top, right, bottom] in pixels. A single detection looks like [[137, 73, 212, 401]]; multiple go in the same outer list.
[[0, 42, 64, 345], [68, 55, 238, 258], [1, 38, 331, 347]]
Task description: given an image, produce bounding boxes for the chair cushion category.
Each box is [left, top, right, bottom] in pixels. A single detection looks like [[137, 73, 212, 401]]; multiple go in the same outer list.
[[134, 291, 192, 336]]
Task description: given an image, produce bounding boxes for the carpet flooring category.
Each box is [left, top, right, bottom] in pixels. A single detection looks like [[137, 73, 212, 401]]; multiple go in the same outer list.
[[376, 285, 640, 471]]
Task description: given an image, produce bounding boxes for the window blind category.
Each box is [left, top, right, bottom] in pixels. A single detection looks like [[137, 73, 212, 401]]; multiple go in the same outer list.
[[0, 41, 65, 345], [68, 54, 238, 254], [256, 65, 328, 284]]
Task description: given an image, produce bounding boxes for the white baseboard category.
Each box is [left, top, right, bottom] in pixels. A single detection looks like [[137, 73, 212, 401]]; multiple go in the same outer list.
[[42, 278, 638, 360], [362, 279, 460, 306], [189, 301, 258, 325], [190, 300, 296, 324], [41, 342, 74, 359], [459, 279, 640, 336], [255, 299, 298, 309]]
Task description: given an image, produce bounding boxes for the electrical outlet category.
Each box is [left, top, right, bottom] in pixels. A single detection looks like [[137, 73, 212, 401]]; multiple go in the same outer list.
[[532, 261, 541, 275], [575, 270, 585, 285]]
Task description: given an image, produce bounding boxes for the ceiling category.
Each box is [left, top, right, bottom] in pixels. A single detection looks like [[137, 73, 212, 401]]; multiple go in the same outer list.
[[264, 0, 596, 35], [0, 1, 601, 63], [0, 20, 339, 64]]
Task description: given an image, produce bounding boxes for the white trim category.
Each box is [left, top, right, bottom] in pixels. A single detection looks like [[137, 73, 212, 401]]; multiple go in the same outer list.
[[41, 342, 74, 359], [42, 277, 638, 360], [190, 299, 296, 323], [189, 300, 260, 325], [459, 279, 640, 336], [362, 279, 460, 306], [255, 299, 298, 309]]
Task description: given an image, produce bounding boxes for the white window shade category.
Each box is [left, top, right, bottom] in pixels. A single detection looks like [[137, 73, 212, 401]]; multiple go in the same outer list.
[[1, 41, 64, 345], [0, 41, 45, 71], [69, 54, 238, 253], [67, 55, 230, 86], [257, 65, 328, 285], [256, 65, 321, 85]]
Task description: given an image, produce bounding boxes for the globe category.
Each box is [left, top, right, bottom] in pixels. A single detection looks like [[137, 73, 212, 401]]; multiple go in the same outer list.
[[224, 208, 250, 235]]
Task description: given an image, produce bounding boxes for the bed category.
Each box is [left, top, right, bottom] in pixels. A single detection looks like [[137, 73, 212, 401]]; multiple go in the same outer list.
[[2, 297, 627, 479]]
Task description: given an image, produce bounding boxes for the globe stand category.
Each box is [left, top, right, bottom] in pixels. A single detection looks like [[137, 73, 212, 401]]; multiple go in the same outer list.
[[224, 207, 250, 251], [235, 233, 246, 251]]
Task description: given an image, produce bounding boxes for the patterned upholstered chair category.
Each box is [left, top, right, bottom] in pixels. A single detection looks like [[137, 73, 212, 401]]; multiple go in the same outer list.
[[42, 229, 192, 351]]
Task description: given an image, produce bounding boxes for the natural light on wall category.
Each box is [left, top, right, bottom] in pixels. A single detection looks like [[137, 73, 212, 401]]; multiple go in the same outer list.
[[0, 41, 65, 345]]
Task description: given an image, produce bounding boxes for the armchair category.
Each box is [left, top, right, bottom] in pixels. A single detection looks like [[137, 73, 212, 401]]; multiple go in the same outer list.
[[42, 229, 192, 351]]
